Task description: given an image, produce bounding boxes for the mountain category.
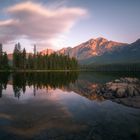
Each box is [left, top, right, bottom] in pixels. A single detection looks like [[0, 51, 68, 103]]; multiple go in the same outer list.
[[57, 37, 140, 65], [8, 53, 32, 61], [57, 37, 127, 63], [7, 53, 13, 60], [8, 49, 54, 60], [80, 38, 140, 65], [40, 49, 54, 55]]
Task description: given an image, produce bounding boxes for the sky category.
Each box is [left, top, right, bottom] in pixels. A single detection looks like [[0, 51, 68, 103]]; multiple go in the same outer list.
[[0, 0, 140, 53]]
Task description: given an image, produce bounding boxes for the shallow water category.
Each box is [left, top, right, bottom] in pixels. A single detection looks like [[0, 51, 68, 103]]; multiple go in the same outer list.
[[0, 72, 140, 140]]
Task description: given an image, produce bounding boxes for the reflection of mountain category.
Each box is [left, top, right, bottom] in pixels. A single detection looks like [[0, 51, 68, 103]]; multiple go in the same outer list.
[[0, 72, 140, 108], [67, 77, 140, 108], [66, 80, 104, 101]]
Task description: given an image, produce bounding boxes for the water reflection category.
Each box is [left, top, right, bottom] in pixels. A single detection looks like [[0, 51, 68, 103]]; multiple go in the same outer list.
[[0, 72, 79, 98], [0, 72, 140, 140], [0, 73, 10, 98], [0, 72, 140, 100]]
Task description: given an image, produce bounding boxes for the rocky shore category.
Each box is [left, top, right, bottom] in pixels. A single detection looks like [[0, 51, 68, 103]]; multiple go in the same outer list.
[[96, 77, 140, 98], [93, 77, 140, 108], [68, 77, 140, 108]]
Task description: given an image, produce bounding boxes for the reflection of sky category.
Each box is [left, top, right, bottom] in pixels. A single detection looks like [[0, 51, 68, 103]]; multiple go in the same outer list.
[[2, 85, 78, 101], [2, 84, 101, 102], [0, 72, 140, 140], [1, 83, 140, 139]]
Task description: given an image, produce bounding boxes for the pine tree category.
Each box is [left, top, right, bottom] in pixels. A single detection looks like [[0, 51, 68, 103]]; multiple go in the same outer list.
[[27, 54, 34, 69], [13, 44, 18, 69], [0, 44, 9, 70], [2, 52, 9, 69], [0, 44, 3, 69], [13, 43, 22, 69], [22, 48, 26, 69]]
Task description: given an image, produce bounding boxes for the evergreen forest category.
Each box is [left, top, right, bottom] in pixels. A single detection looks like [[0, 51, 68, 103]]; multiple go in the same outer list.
[[0, 43, 79, 70]]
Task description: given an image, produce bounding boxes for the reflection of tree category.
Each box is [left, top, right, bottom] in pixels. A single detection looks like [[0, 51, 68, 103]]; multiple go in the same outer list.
[[11, 72, 79, 98], [33, 84, 36, 96], [0, 84, 2, 98], [0, 73, 10, 98], [26, 72, 79, 89], [12, 73, 26, 98], [0, 72, 78, 98]]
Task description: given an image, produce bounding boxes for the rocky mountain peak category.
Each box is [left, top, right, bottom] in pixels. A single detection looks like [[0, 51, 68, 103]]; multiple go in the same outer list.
[[64, 37, 126, 60], [95, 37, 108, 42]]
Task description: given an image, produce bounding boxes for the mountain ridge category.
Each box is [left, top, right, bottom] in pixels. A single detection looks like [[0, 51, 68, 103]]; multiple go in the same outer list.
[[8, 37, 140, 65], [57, 37, 127, 60], [79, 38, 140, 65]]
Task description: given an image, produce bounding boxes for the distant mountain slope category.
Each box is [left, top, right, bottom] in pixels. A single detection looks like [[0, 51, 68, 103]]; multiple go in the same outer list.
[[40, 49, 54, 55], [41, 37, 140, 65], [58, 37, 127, 61], [80, 39, 140, 65], [7, 53, 13, 60], [8, 53, 32, 61]]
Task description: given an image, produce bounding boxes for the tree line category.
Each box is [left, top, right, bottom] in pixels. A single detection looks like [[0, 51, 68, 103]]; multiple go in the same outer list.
[[0, 43, 79, 70], [81, 63, 140, 71]]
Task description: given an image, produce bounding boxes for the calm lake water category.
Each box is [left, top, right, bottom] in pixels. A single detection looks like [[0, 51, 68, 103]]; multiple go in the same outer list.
[[0, 72, 140, 140]]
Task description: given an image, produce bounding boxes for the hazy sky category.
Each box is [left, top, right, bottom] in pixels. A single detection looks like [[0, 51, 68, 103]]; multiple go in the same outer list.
[[0, 0, 140, 53]]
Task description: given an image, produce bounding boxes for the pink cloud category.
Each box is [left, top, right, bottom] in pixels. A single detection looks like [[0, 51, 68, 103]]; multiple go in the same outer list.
[[0, 1, 87, 51]]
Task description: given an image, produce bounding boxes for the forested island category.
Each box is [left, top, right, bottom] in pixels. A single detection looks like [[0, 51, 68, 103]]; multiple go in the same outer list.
[[0, 43, 79, 71]]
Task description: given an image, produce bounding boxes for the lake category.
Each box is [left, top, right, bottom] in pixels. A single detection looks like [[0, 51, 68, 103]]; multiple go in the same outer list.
[[0, 72, 140, 140]]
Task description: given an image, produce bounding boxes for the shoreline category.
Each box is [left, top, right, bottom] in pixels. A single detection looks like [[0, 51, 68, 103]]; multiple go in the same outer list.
[[0, 69, 80, 72], [0, 69, 140, 72]]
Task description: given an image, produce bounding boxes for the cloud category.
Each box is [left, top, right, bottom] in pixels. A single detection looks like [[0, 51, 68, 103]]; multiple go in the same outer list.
[[0, 1, 87, 51]]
